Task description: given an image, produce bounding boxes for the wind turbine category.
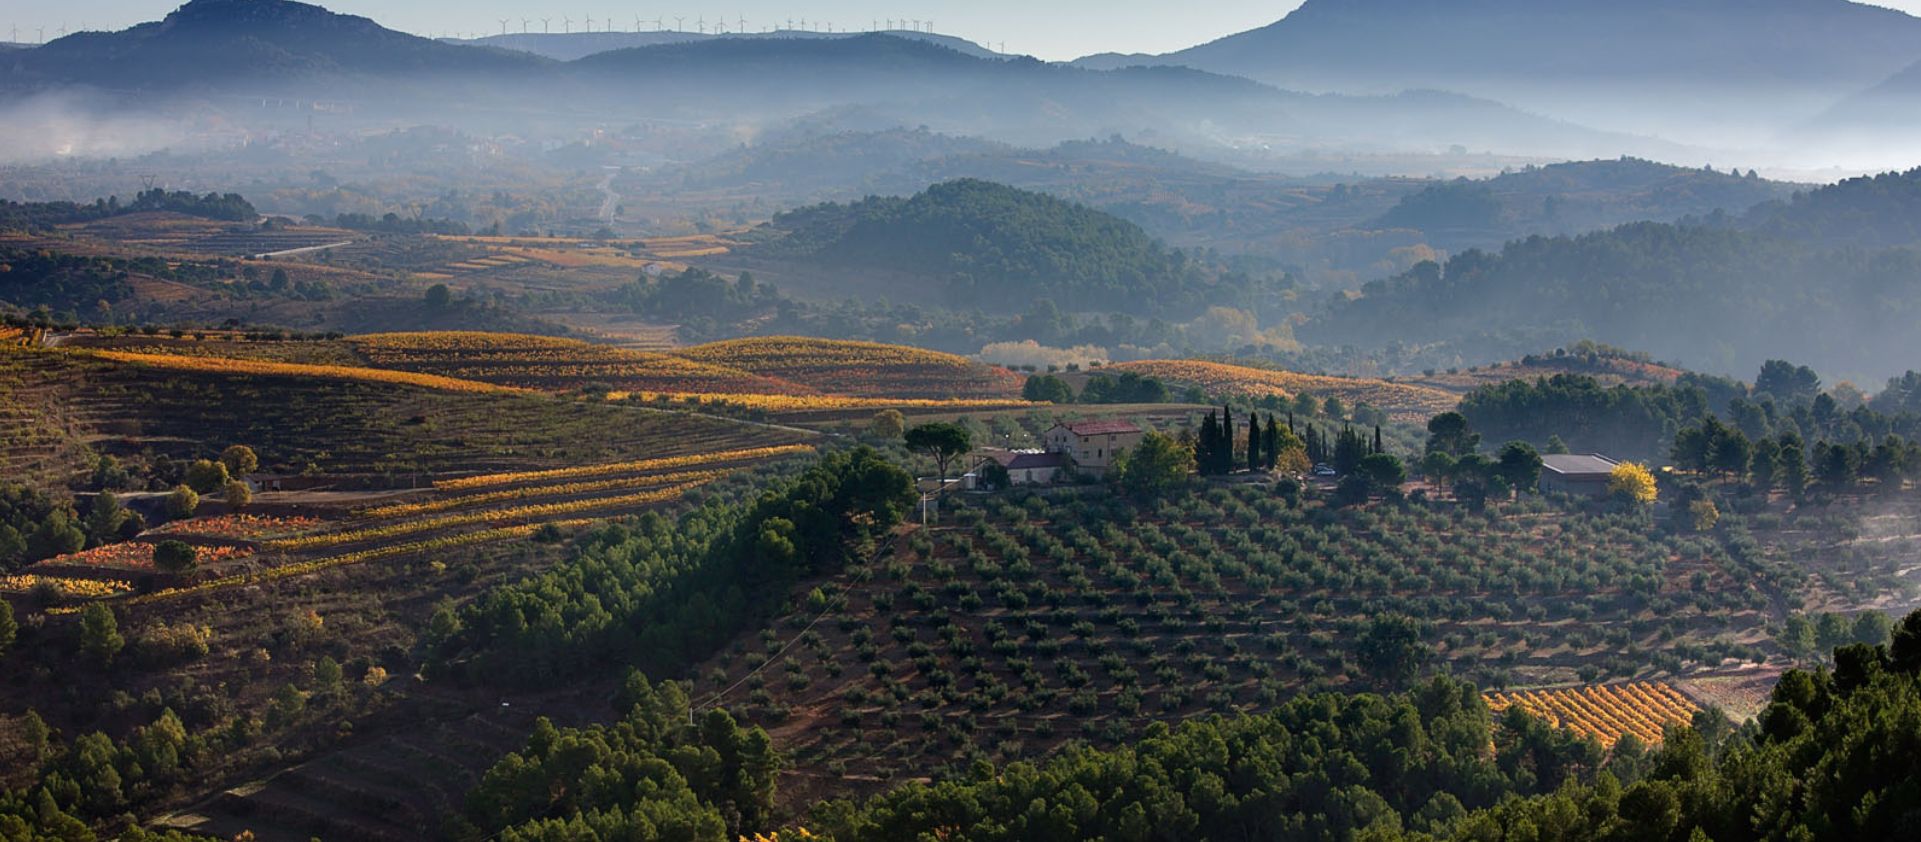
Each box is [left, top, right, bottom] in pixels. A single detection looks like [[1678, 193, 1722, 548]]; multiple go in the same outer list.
[[498, 18, 509, 35], [696, 15, 705, 33], [634, 15, 643, 33], [562, 16, 572, 32], [522, 18, 532, 33], [654, 17, 665, 31], [541, 17, 552, 32], [674, 16, 685, 31], [924, 20, 932, 33], [583, 13, 594, 33]]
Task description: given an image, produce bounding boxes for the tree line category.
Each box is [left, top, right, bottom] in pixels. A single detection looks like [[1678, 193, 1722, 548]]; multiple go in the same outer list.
[[428, 448, 916, 687]]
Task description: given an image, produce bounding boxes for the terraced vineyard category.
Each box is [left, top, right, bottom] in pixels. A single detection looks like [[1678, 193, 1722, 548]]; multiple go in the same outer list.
[[1108, 359, 1459, 421], [0, 346, 95, 485], [677, 336, 1026, 399], [45, 443, 816, 611], [689, 488, 1806, 781], [0, 344, 809, 480], [351, 331, 807, 395], [1486, 682, 1703, 747]]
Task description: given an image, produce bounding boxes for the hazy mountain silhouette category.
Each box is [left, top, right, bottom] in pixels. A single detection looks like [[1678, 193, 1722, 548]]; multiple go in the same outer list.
[[3, 0, 546, 91], [1807, 59, 1921, 160], [452, 29, 1005, 62], [1095, 0, 1921, 142], [0, 0, 1677, 162]]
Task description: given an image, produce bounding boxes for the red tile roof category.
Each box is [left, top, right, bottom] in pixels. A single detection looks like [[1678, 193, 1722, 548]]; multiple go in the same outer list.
[[1054, 419, 1143, 437]]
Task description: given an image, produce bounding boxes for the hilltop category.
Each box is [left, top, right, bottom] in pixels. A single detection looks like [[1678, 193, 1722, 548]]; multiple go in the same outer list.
[[749, 179, 1239, 314], [6, 0, 546, 91]]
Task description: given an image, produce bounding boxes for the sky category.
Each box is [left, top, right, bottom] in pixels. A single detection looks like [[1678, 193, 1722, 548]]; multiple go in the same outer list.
[[11, 0, 1921, 59]]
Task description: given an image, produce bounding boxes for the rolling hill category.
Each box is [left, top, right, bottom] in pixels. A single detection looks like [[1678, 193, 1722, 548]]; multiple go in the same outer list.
[[749, 179, 1233, 314], [1305, 220, 1921, 383]]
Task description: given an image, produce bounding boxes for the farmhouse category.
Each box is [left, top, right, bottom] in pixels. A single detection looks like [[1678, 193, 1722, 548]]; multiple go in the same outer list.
[[1540, 453, 1619, 497], [1043, 419, 1144, 477], [970, 450, 1069, 488]]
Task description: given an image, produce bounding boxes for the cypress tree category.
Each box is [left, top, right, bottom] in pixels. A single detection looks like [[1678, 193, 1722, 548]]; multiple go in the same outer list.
[[1199, 412, 1220, 476], [1247, 414, 1263, 473], [1374, 426, 1384, 455], [1265, 414, 1283, 469], [1220, 406, 1235, 475]]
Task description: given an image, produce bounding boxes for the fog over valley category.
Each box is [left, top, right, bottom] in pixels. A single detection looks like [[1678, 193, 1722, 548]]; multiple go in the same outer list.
[[4, 2, 1921, 841]]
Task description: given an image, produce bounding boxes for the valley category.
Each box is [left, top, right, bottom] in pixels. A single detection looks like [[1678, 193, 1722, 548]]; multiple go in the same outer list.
[[4, 1, 1921, 840]]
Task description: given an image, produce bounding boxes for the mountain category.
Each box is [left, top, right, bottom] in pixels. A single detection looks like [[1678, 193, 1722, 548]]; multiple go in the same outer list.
[[567, 36, 1668, 158], [450, 29, 1006, 62], [1, 0, 547, 92], [1113, 0, 1921, 142], [0, 1, 1665, 164]]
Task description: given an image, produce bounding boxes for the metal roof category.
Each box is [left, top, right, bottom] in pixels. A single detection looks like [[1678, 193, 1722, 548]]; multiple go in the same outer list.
[[1541, 454, 1620, 476]]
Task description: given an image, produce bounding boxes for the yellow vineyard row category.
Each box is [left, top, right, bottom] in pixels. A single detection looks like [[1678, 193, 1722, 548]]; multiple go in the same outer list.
[[607, 391, 1036, 413], [1, 575, 133, 599], [112, 521, 597, 608], [437, 444, 816, 491], [77, 349, 525, 395], [680, 336, 983, 372], [269, 482, 713, 551], [358, 469, 728, 519]]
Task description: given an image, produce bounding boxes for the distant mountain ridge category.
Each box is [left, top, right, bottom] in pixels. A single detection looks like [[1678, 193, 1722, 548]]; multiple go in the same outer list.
[[1090, 0, 1921, 141], [449, 29, 1006, 62], [0, 0, 1683, 164]]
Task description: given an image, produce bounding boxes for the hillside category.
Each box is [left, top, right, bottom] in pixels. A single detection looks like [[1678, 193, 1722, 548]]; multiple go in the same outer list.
[[1137, 0, 1921, 140], [751, 179, 1240, 315], [1737, 167, 1921, 250], [1306, 221, 1921, 383], [678, 486, 1831, 781], [51, 331, 1034, 417], [1369, 158, 1799, 250]]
